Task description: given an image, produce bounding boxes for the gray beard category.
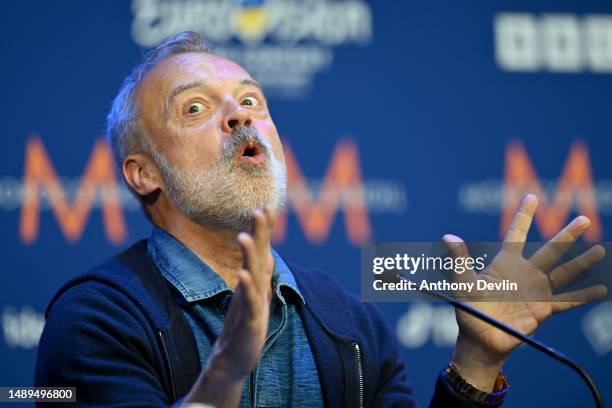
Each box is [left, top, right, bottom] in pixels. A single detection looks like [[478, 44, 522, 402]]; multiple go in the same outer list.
[[151, 127, 287, 232]]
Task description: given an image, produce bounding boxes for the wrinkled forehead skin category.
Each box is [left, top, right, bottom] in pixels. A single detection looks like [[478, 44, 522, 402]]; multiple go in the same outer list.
[[136, 52, 255, 143]]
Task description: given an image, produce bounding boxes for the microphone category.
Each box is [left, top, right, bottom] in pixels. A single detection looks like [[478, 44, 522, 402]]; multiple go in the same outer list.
[[400, 277, 604, 407]]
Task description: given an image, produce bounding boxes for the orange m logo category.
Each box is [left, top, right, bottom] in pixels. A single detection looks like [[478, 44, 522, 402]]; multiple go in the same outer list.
[[272, 139, 371, 245], [20, 136, 127, 244], [19, 137, 369, 246], [501, 140, 602, 241]]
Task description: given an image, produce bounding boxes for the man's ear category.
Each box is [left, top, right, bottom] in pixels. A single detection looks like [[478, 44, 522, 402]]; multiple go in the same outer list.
[[122, 153, 164, 197]]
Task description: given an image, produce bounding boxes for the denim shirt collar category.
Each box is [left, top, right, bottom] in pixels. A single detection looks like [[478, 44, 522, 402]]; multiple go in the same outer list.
[[147, 226, 304, 306]]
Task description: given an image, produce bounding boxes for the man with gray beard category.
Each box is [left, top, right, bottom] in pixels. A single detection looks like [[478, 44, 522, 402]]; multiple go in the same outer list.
[[34, 31, 606, 408], [150, 125, 287, 232]]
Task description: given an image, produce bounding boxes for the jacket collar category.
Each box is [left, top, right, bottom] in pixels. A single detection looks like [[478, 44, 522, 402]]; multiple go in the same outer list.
[[287, 261, 360, 343]]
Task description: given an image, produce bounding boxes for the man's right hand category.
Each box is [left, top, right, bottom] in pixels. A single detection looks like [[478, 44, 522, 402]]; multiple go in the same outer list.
[[183, 208, 276, 408]]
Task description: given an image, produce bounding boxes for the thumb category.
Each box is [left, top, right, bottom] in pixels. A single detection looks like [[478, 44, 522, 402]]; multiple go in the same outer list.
[[443, 234, 469, 258], [442, 234, 474, 283]]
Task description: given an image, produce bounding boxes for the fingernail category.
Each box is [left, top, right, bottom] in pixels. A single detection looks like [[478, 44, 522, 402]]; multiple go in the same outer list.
[[577, 216, 591, 228], [525, 193, 538, 205]]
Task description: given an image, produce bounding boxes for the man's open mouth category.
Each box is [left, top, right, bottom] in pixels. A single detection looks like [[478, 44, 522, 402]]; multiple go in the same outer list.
[[237, 141, 266, 165]]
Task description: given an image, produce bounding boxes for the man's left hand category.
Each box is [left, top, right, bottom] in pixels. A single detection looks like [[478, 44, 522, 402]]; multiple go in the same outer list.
[[443, 193, 607, 392]]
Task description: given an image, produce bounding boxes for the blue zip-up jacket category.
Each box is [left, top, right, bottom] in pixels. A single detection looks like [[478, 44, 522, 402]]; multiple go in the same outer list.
[[34, 240, 485, 407]]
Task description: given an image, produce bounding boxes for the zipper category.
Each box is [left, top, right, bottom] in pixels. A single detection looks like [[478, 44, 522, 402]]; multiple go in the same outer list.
[[157, 330, 178, 403], [353, 342, 364, 408], [300, 302, 366, 407], [249, 370, 255, 408]]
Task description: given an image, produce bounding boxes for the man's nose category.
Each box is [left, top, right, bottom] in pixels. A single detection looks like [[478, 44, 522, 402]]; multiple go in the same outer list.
[[222, 106, 252, 133]]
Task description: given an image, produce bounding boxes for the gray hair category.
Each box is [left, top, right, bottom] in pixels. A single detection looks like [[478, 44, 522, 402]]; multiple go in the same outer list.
[[106, 31, 211, 171]]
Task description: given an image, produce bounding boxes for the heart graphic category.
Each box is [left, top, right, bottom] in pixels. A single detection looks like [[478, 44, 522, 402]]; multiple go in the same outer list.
[[233, 8, 269, 42]]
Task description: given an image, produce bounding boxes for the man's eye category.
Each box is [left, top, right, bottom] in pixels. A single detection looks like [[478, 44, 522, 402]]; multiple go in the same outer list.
[[241, 96, 259, 107], [187, 102, 205, 114]]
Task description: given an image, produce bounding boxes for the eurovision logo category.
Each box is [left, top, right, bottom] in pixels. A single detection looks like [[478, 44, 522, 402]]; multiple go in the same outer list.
[[131, 0, 373, 97]]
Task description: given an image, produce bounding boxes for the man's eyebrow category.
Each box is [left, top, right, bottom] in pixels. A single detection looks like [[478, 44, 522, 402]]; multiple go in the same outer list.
[[241, 78, 263, 91], [165, 80, 205, 117]]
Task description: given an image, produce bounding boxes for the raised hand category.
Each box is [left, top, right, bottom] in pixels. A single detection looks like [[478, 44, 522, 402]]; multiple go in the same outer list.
[[184, 207, 276, 407], [444, 194, 607, 391]]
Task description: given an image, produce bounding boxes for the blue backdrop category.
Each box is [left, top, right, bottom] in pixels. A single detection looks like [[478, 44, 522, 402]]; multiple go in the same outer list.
[[2, 1, 612, 406]]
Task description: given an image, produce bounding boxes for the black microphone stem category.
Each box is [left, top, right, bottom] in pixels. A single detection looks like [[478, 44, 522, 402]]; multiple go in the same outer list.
[[417, 288, 604, 407]]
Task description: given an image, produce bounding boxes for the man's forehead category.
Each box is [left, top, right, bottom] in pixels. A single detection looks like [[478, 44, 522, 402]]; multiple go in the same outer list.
[[145, 52, 253, 94]]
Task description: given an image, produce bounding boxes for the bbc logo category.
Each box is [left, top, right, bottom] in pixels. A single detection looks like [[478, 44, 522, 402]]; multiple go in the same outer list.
[[494, 13, 612, 73]]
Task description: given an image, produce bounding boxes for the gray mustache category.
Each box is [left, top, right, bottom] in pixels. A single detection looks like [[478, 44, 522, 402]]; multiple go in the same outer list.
[[222, 126, 270, 162]]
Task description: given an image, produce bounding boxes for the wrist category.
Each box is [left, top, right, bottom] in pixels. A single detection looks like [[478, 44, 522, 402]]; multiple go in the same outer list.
[[444, 362, 509, 406], [184, 351, 245, 407], [206, 346, 247, 383], [452, 335, 509, 392]]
